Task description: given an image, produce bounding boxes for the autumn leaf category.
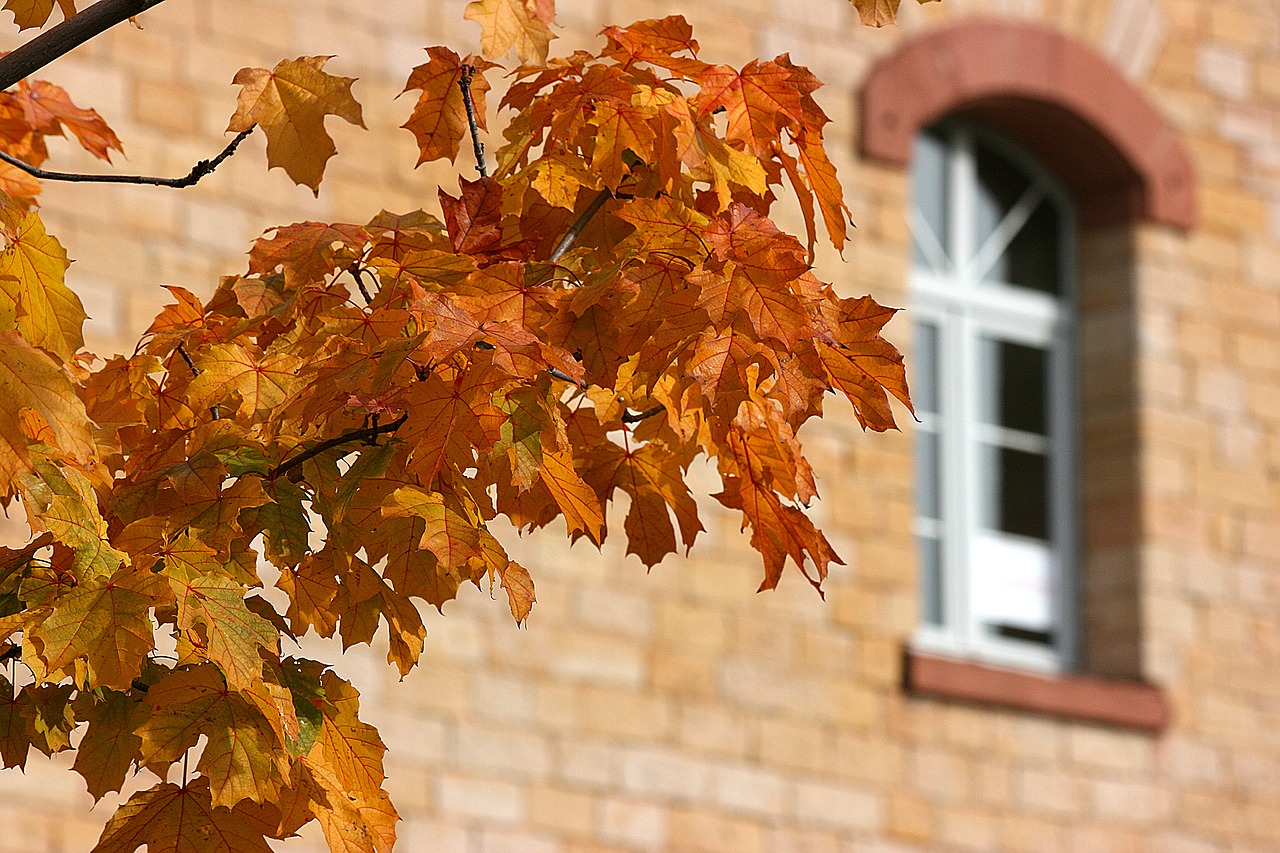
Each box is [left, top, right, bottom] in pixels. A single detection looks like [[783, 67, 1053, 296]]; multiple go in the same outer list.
[[464, 0, 555, 63], [163, 536, 280, 690], [695, 61, 806, 157], [402, 47, 496, 166], [15, 80, 122, 161], [589, 100, 657, 191], [28, 568, 158, 690], [18, 455, 126, 584], [92, 778, 278, 853], [73, 688, 146, 801], [308, 670, 389, 805], [302, 758, 398, 853], [0, 673, 29, 768], [0, 335, 92, 494], [137, 665, 288, 808], [247, 221, 368, 289], [814, 295, 912, 431], [601, 16, 710, 78], [0, 210, 81, 362], [851, 0, 938, 27], [439, 175, 504, 256], [187, 343, 304, 420], [3, 0, 75, 30], [539, 445, 604, 544], [228, 56, 365, 193]]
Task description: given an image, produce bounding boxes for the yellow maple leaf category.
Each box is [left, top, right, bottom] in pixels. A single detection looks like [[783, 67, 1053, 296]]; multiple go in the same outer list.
[[0, 332, 93, 495], [228, 56, 365, 194], [464, 0, 555, 64], [0, 211, 81, 362]]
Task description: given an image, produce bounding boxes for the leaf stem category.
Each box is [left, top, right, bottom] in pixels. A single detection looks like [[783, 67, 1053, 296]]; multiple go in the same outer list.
[[348, 262, 375, 305], [0, 127, 255, 188], [550, 189, 611, 262], [458, 65, 487, 179], [270, 413, 408, 481]]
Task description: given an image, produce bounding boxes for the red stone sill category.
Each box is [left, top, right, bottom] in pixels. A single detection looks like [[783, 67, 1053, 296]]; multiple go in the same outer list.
[[903, 649, 1170, 732]]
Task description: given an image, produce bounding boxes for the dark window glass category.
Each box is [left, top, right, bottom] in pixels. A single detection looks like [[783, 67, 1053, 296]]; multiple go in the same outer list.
[[919, 536, 944, 626], [990, 623, 1054, 645], [986, 340, 1047, 435], [997, 198, 1062, 295], [984, 446, 1048, 540], [912, 129, 949, 269], [974, 142, 1030, 260]]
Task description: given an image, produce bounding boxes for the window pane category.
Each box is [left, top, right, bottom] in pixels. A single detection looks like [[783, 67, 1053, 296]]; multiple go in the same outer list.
[[916, 430, 941, 520], [919, 535, 944, 626], [912, 129, 949, 269], [913, 322, 939, 414], [974, 142, 1030, 262], [980, 445, 1049, 540], [1001, 199, 1062, 295], [979, 339, 1048, 435]]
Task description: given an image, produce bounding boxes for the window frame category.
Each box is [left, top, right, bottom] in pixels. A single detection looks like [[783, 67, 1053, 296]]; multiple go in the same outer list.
[[909, 122, 1080, 675]]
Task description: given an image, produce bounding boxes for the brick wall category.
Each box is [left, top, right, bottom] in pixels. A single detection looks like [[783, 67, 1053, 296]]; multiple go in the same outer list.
[[1, 0, 1278, 851]]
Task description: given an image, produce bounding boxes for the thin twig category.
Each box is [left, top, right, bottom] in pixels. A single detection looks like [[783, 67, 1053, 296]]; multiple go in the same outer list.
[[0, 127, 255, 188], [175, 344, 199, 376], [550, 189, 611, 262], [0, 0, 170, 92], [348, 263, 374, 305], [270, 413, 408, 481], [458, 65, 487, 179], [621, 404, 665, 424]]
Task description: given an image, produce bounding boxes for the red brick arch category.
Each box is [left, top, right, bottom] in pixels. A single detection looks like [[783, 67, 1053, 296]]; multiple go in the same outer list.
[[859, 18, 1196, 230]]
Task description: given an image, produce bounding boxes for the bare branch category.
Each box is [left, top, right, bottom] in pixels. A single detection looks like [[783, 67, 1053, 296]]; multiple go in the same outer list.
[[458, 65, 487, 179], [0, 0, 169, 91], [271, 413, 409, 481], [0, 128, 254, 188], [550, 189, 611, 262]]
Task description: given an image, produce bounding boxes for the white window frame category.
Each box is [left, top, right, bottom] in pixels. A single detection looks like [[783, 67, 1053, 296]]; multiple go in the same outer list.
[[909, 123, 1079, 674]]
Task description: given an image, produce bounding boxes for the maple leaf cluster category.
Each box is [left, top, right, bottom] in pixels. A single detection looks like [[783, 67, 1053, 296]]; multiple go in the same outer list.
[[0, 1, 926, 850]]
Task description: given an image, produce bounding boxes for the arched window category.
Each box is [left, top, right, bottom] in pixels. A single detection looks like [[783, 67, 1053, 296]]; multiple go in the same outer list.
[[860, 19, 1193, 728], [910, 123, 1077, 673]]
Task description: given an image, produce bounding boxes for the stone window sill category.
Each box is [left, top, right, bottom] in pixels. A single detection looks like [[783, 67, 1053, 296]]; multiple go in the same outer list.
[[903, 649, 1169, 732]]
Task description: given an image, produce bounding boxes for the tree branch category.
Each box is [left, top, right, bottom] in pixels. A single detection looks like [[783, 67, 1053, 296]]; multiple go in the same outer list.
[[0, 0, 169, 92], [458, 65, 487, 179], [271, 413, 408, 481], [550, 189, 611, 262], [348, 262, 375, 305], [0, 127, 254, 187], [621, 404, 665, 424]]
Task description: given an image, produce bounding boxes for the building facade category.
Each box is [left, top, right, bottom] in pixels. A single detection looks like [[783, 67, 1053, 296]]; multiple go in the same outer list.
[[1, 0, 1278, 850]]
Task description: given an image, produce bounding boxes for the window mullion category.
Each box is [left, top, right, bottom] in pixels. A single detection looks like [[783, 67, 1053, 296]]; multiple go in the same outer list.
[[970, 185, 1047, 283]]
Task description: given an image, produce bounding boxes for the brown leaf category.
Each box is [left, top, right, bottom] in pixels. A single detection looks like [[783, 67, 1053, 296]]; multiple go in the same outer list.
[[228, 56, 365, 194], [401, 48, 496, 166]]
